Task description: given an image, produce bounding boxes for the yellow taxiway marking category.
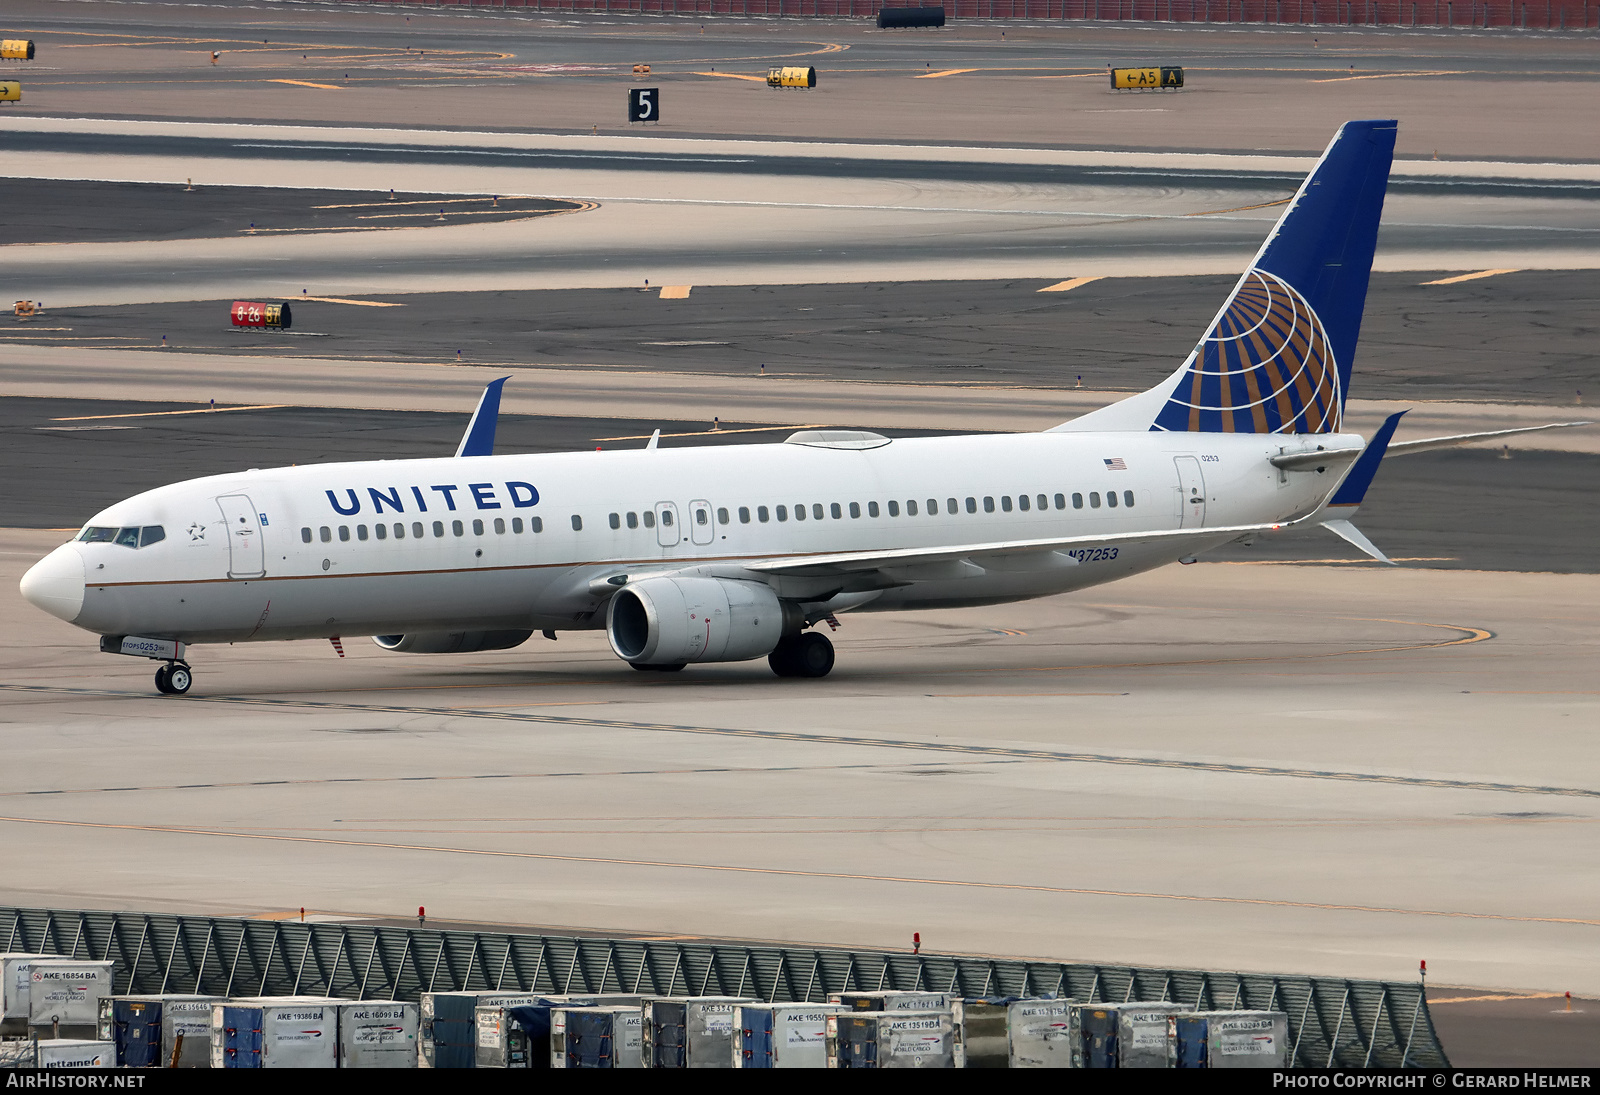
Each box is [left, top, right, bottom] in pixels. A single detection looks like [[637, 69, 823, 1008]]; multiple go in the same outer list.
[[916, 68, 978, 79], [1028, 72, 1110, 79], [692, 71, 767, 81], [1421, 268, 1520, 286], [1429, 992, 1567, 1004], [1038, 277, 1104, 293], [267, 79, 344, 91], [50, 405, 286, 422], [1311, 70, 1467, 83], [1, 327, 71, 332], [659, 285, 692, 299], [297, 296, 404, 307], [594, 425, 830, 441], [2, 814, 1593, 927], [315, 198, 525, 210]]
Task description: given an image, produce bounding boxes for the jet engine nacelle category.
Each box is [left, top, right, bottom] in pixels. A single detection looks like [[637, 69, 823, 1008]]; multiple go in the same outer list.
[[372, 629, 533, 654], [606, 576, 796, 665]]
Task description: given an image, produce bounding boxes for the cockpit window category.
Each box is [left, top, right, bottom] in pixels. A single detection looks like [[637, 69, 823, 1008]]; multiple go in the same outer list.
[[78, 525, 165, 548]]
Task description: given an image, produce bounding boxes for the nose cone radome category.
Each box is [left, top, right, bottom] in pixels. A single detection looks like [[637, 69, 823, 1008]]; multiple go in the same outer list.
[[20, 544, 86, 624]]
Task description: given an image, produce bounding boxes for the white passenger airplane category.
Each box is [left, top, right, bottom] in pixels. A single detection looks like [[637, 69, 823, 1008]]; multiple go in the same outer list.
[[20, 120, 1584, 695]]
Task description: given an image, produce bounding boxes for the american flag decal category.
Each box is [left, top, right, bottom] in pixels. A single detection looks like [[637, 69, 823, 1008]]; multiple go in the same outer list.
[[1103, 457, 1127, 471]]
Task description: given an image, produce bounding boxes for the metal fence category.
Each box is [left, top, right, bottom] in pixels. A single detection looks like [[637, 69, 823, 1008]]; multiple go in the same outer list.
[[328, 0, 1597, 29], [1, 905, 1447, 1067]]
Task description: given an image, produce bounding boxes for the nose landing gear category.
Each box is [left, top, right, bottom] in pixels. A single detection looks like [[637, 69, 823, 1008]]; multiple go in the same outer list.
[[155, 662, 193, 695]]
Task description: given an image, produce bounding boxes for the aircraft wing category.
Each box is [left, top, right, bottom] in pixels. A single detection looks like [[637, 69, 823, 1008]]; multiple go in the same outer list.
[[741, 521, 1291, 578]]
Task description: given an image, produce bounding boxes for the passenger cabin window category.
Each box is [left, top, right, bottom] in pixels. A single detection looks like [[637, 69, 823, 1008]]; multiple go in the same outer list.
[[1124, 490, 1136, 507], [433, 521, 445, 537], [794, 505, 805, 522], [339, 526, 350, 542], [571, 515, 583, 531], [494, 518, 505, 534], [394, 523, 406, 539], [831, 503, 843, 519], [888, 501, 899, 517], [758, 506, 770, 523], [906, 500, 917, 516], [717, 507, 730, 524], [627, 512, 639, 529], [511, 517, 523, 533], [776, 505, 788, 522], [739, 507, 751, 524], [319, 526, 332, 543], [1017, 495, 1028, 512], [473, 519, 484, 535], [609, 513, 621, 530], [530, 516, 543, 533], [643, 511, 656, 529], [947, 498, 958, 515], [412, 522, 424, 538], [1090, 493, 1101, 509], [301, 527, 312, 544], [1040, 494, 1050, 511], [966, 497, 977, 514], [357, 525, 369, 541], [1072, 493, 1084, 510], [983, 497, 995, 513], [813, 504, 825, 520], [375, 523, 387, 540], [1106, 492, 1118, 508], [1055, 494, 1066, 510]]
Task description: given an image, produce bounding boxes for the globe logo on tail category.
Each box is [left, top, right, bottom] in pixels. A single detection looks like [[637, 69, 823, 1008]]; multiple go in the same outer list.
[[1153, 269, 1341, 435]]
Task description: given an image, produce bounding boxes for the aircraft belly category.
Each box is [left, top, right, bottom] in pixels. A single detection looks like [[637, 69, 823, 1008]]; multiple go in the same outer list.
[[82, 567, 557, 643]]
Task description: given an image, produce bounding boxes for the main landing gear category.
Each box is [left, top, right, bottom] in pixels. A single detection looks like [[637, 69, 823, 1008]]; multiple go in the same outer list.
[[768, 631, 834, 678], [154, 662, 193, 695]]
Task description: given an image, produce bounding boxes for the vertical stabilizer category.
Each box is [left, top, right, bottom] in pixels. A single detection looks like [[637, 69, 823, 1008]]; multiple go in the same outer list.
[[1053, 120, 1397, 435]]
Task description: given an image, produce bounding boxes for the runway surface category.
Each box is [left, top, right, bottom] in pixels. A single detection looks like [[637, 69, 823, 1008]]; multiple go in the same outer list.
[[7, 267, 1595, 405], [5, 527, 1598, 1006], [2, 1, 1598, 1057]]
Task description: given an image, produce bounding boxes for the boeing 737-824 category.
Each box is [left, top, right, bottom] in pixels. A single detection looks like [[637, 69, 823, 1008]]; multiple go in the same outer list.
[[18, 120, 1584, 694]]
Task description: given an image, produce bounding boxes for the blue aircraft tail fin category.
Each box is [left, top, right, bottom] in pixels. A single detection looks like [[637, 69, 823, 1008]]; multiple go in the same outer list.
[[1053, 120, 1397, 437]]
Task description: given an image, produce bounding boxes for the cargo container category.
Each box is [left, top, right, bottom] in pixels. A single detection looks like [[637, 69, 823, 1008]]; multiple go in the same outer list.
[[1173, 1010, 1290, 1068], [828, 1010, 956, 1068], [733, 1003, 846, 1068], [1, 954, 51, 1035], [100, 995, 221, 1067], [335, 1000, 418, 1068], [27, 960, 115, 1036], [1116, 1002, 1188, 1067], [642, 996, 756, 1068], [211, 997, 340, 1068], [1007, 998, 1073, 1067], [34, 1039, 113, 1068], [422, 991, 552, 1068], [832, 990, 954, 1012], [551, 1004, 644, 1068], [469, 996, 641, 1068], [1069, 1001, 1184, 1067], [951, 998, 1014, 1068]]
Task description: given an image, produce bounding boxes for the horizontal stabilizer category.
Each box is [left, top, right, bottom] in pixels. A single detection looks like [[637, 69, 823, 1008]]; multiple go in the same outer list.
[[1327, 410, 1406, 509], [1386, 420, 1590, 457], [1321, 518, 1394, 565], [455, 376, 512, 458]]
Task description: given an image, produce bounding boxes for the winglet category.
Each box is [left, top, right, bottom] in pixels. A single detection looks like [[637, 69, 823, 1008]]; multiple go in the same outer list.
[[1326, 410, 1407, 510], [454, 377, 511, 458]]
